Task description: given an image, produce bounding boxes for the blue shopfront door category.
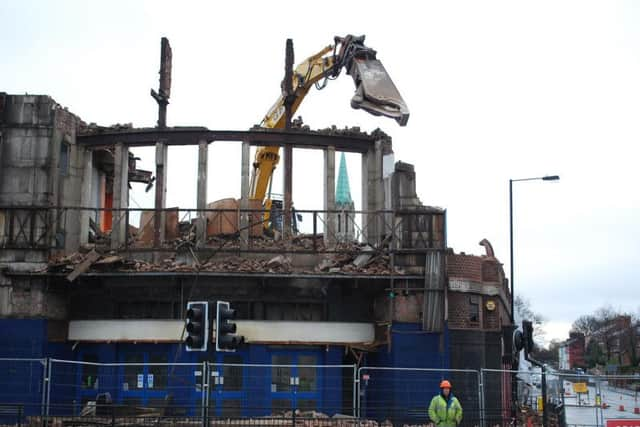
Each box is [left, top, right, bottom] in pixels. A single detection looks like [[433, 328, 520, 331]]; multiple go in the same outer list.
[[119, 349, 168, 408], [208, 353, 246, 417], [76, 352, 101, 409], [270, 352, 322, 414]]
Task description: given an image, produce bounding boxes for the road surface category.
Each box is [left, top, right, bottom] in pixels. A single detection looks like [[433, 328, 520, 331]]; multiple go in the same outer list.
[[562, 380, 640, 426]]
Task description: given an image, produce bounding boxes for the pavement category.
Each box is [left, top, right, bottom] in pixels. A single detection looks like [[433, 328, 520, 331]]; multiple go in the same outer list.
[[562, 382, 640, 426]]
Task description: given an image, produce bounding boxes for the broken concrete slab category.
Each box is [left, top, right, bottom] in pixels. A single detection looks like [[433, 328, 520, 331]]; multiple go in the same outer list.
[[352, 245, 374, 268]]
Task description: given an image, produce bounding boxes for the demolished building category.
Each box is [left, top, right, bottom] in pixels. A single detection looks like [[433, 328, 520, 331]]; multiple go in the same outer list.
[[0, 91, 514, 424]]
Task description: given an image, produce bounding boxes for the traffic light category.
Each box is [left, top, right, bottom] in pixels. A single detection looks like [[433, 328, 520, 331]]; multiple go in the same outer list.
[[522, 320, 535, 355], [185, 301, 209, 352], [216, 301, 245, 352], [513, 328, 524, 353]]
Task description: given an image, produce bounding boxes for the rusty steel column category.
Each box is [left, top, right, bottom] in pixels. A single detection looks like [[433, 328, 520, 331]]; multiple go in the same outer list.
[[151, 37, 172, 129], [283, 38, 294, 237]]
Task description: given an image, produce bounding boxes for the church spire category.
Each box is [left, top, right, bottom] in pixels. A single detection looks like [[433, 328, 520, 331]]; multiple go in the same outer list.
[[336, 152, 353, 207]]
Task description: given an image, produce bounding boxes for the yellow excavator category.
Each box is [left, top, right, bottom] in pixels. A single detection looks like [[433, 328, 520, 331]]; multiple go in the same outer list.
[[249, 35, 410, 232]]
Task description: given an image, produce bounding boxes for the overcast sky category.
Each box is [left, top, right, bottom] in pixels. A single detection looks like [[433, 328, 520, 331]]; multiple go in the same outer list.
[[2, 1, 639, 343]]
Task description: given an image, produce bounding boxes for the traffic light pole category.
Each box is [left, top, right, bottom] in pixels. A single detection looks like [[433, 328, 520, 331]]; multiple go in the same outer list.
[[525, 353, 547, 427]]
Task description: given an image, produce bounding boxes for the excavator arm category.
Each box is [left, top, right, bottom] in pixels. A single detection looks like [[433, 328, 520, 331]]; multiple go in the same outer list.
[[250, 35, 410, 228]]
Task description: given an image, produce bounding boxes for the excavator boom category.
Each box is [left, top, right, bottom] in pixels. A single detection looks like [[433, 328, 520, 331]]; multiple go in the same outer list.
[[250, 35, 409, 230]]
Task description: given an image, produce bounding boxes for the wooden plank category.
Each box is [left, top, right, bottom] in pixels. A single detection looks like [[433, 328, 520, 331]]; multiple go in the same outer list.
[[65, 250, 100, 282]]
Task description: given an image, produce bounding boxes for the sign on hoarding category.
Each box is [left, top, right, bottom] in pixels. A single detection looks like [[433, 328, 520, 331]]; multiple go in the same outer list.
[[573, 382, 588, 393], [606, 420, 640, 427]]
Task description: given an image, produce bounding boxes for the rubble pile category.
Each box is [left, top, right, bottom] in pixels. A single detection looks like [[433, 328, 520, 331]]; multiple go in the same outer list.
[[47, 240, 397, 279], [200, 233, 325, 252], [260, 410, 381, 427], [26, 413, 387, 427], [249, 121, 391, 143]]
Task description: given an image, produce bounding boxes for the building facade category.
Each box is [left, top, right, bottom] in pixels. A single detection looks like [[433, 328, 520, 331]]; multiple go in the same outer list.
[[0, 93, 512, 423], [558, 332, 586, 370]]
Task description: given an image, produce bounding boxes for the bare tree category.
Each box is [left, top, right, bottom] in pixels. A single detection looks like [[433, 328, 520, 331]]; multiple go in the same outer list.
[[571, 315, 601, 337], [515, 295, 546, 342], [572, 305, 639, 367]]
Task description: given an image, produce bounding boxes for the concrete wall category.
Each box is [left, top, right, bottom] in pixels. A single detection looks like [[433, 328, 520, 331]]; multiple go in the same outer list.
[[0, 94, 86, 252], [0, 277, 67, 319], [0, 94, 88, 318]]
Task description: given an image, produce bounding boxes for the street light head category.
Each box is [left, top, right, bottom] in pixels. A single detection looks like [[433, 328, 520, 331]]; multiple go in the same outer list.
[[542, 175, 560, 181]]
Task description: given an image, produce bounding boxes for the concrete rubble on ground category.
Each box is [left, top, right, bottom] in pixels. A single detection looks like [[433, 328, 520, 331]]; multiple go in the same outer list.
[[25, 411, 399, 427]]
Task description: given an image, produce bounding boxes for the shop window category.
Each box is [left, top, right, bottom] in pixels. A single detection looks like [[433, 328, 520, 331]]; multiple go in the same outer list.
[[59, 141, 70, 176], [222, 355, 243, 392], [297, 355, 317, 392], [469, 297, 480, 324], [124, 354, 144, 390], [148, 354, 167, 390], [81, 354, 99, 389], [271, 355, 291, 392]]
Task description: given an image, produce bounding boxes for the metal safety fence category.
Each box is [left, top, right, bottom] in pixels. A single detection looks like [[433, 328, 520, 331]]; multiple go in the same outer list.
[[0, 358, 362, 427], [20, 359, 640, 426], [558, 372, 640, 427], [481, 369, 640, 427], [203, 363, 356, 421], [45, 359, 204, 426], [357, 366, 481, 427], [0, 358, 47, 426]]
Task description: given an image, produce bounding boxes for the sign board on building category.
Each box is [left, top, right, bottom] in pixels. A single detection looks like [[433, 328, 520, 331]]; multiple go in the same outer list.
[[573, 382, 588, 393], [606, 420, 640, 427]]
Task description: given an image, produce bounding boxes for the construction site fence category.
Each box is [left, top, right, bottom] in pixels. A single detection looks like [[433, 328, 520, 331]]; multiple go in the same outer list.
[[357, 366, 482, 427], [9, 358, 640, 427], [1, 359, 488, 427], [0, 206, 445, 254], [481, 368, 640, 427]]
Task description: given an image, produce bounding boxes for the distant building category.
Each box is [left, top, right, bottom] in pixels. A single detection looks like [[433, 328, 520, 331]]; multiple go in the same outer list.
[[558, 332, 585, 370], [588, 315, 638, 366]]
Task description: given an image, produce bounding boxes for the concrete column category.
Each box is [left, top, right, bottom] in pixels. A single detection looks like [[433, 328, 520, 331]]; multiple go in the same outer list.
[[373, 140, 384, 242], [154, 141, 168, 248], [79, 149, 93, 246], [111, 143, 129, 249], [196, 140, 208, 246], [361, 149, 370, 244], [361, 141, 384, 245], [323, 146, 336, 247], [240, 140, 251, 248]]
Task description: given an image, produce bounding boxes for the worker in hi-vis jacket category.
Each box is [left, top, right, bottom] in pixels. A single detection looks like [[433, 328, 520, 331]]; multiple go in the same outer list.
[[428, 380, 463, 427]]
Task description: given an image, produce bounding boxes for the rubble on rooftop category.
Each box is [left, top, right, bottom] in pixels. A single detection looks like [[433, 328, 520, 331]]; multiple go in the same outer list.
[[47, 240, 400, 279]]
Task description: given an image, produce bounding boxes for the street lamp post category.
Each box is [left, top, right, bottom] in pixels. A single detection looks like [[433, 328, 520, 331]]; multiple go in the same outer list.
[[509, 175, 560, 323], [509, 174, 559, 427]]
